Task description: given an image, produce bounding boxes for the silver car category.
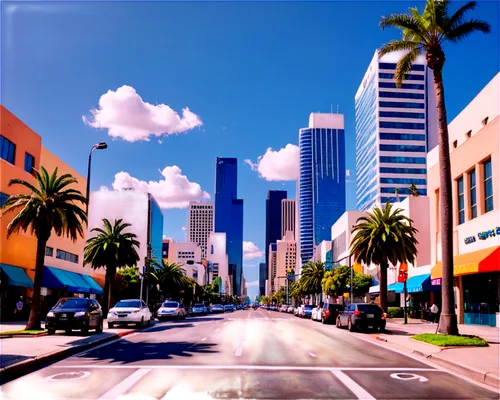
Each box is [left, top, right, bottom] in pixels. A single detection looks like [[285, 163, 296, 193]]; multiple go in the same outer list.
[[156, 301, 187, 321]]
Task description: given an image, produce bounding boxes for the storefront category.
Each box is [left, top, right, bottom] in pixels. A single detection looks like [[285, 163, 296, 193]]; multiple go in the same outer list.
[[431, 246, 500, 327], [0, 264, 34, 321]]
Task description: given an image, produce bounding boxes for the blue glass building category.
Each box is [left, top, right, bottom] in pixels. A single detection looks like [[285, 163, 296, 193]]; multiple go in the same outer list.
[[214, 157, 244, 296], [355, 50, 436, 210], [265, 190, 287, 286], [299, 113, 346, 264], [259, 262, 266, 296]]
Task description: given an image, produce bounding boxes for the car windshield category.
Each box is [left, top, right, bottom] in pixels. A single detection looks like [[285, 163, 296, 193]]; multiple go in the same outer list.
[[54, 298, 88, 309], [304, 305, 314, 310], [115, 300, 141, 308], [162, 302, 179, 308], [357, 304, 382, 313]]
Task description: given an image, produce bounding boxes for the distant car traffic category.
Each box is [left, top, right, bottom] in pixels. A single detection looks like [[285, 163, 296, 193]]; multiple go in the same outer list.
[[107, 299, 153, 328], [46, 297, 103, 335], [156, 301, 187, 320], [192, 303, 208, 316], [224, 304, 234, 313], [211, 304, 224, 313]]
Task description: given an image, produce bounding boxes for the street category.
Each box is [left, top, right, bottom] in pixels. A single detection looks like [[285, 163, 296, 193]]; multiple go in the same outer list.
[[1, 309, 498, 400]]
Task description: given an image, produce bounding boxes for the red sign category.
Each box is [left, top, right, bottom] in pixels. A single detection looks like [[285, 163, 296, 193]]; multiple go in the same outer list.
[[398, 263, 408, 283]]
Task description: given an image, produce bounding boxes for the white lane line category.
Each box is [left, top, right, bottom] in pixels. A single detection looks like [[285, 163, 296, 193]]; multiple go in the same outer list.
[[309, 352, 317, 358], [54, 365, 437, 372], [223, 322, 228, 325], [214, 328, 220, 332], [331, 370, 375, 400], [98, 368, 150, 400], [201, 337, 207, 342], [235, 346, 243, 356]]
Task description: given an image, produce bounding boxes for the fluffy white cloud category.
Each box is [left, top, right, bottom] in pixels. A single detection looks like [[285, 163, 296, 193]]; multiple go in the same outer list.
[[246, 280, 259, 288], [83, 85, 203, 142], [243, 241, 264, 260], [244, 144, 299, 181], [111, 166, 210, 209], [99, 185, 109, 192]]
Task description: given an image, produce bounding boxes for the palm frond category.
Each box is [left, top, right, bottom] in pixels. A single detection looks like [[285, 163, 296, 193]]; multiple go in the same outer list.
[[394, 49, 420, 87], [446, 19, 491, 43], [446, 1, 477, 30]]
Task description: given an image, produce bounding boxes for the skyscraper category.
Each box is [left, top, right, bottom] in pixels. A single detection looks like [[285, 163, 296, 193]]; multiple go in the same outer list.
[[259, 262, 266, 296], [355, 50, 437, 210], [298, 113, 346, 264], [281, 199, 296, 239], [214, 157, 244, 296], [187, 202, 214, 259], [265, 190, 287, 286]]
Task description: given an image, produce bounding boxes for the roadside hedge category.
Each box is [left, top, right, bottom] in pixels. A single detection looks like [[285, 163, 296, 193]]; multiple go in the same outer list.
[[387, 307, 404, 318]]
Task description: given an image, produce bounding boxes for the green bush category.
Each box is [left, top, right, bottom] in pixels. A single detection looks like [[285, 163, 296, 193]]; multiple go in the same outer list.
[[387, 307, 404, 318]]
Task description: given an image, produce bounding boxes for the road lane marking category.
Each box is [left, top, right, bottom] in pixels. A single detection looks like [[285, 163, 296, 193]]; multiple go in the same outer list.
[[54, 365, 437, 371], [309, 352, 317, 358], [214, 328, 220, 332], [331, 370, 375, 400], [223, 322, 228, 325], [235, 346, 243, 356], [201, 337, 207, 341], [98, 368, 150, 399]]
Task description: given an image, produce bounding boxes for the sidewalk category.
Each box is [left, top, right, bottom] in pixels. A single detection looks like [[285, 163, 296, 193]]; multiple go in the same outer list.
[[376, 318, 500, 389], [0, 320, 140, 383]]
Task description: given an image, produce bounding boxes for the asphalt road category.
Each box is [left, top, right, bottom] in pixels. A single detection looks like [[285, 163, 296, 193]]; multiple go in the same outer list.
[[1, 309, 498, 399]]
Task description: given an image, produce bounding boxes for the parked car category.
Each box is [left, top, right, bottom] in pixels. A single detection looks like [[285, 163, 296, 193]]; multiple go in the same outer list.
[[108, 299, 153, 328], [320, 303, 344, 324], [298, 304, 316, 318], [212, 304, 224, 313], [337, 303, 386, 332], [46, 297, 103, 335], [287, 306, 294, 313], [192, 303, 207, 316], [156, 301, 187, 321], [311, 306, 322, 321], [224, 304, 234, 313]]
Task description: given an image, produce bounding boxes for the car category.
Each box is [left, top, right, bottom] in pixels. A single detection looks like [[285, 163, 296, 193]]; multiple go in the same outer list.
[[212, 304, 224, 313], [156, 301, 187, 321], [320, 303, 344, 324], [107, 299, 153, 328], [46, 297, 103, 335], [311, 305, 322, 321], [299, 304, 316, 318], [337, 303, 386, 332], [192, 303, 207, 316], [224, 304, 234, 313], [287, 306, 294, 313]]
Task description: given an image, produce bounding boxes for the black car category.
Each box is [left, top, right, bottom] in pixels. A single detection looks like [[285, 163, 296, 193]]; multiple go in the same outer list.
[[46, 297, 104, 335], [320, 303, 344, 324], [337, 303, 386, 332]]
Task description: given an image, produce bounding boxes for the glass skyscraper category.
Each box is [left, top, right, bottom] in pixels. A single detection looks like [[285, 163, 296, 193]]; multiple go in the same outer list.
[[299, 113, 346, 264], [355, 50, 437, 210], [264, 190, 287, 288], [214, 157, 244, 296]]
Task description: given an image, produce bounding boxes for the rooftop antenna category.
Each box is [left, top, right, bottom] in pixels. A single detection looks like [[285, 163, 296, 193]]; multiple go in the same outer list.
[[337, 105, 339, 113]]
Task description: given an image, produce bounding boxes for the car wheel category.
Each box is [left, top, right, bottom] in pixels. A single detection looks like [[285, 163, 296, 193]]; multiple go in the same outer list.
[[108, 322, 114, 329], [379, 324, 386, 332], [48, 329, 56, 335], [81, 320, 89, 335], [336, 317, 341, 328], [96, 319, 103, 333], [322, 317, 326, 324], [137, 317, 144, 327], [348, 318, 355, 332], [65, 329, 72, 335], [147, 318, 151, 326]]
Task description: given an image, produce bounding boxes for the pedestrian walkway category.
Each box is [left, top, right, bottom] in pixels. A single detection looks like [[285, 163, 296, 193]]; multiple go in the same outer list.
[[375, 318, 500, 389]]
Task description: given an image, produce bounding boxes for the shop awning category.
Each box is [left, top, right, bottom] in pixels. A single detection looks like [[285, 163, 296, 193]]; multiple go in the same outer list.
[[406, 274, 431, 293], [42, 266, 91, 294], [369, 285, 379, 294], [79, 274, 103, 295], [0, 264, 34, 288], [368, 282, 402, 294], [431, 246, 499, 279]]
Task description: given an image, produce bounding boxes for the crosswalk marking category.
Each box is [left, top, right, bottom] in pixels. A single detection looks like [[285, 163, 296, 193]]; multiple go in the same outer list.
[[98, 368, 150, 400], [331, 370, 375, 400]]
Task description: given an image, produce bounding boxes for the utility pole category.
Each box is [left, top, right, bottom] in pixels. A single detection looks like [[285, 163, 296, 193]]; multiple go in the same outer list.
[[145, 245, 152, 306]]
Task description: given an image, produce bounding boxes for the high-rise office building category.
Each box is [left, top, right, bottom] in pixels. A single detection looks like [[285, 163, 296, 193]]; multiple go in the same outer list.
[[214, 157, 244, 296], [355, 50, 437, 210], [298, 113, 346, 264], [265, 190, 287, 287], [281, 199, 296, 239], [267, 243, 277, 295], [187, 202, 214, 259], [259, 262, 266, 296]]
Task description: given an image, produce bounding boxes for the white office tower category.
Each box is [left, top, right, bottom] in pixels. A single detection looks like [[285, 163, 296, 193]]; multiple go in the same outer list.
[[355, 50, 437, 210], [187, 202, 214, 259]]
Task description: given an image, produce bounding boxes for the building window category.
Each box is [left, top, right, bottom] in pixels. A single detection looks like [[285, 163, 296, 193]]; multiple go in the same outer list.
[[482, 117, 489, 126], [469, 169, 477, 219], [45, 246, 54, 257], [466, 130, 472, 139], [24, 153, 35, 174], [453, 140, 458, 148], [0, 136, 16, 165], [0, 192, 8, 207], [56, 249, 79, 264], [483, 158, 493, 212], [457, 177, 465, 225]]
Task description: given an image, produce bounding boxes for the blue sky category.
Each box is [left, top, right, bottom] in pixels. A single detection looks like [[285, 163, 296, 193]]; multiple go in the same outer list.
[[3, 0, 499, 298]]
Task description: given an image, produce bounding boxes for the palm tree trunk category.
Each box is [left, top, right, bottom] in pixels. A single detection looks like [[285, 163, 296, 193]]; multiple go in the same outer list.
[[106, 266, 116, 313], [379, 261, 388, 313], [26, 235, 49, 330], [433, 68, 459, 336], [102, 272, 110, 315]]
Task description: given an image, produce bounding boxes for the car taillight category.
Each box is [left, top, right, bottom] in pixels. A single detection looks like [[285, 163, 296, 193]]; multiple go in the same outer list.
[[382, 313, 387, 319], [325, 310, 330, 316], [353, 310, 361, 316]]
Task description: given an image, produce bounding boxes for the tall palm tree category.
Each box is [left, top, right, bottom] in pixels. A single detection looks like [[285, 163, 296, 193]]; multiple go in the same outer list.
[[298, 261, 325, 304], [151, 260, 191, 300], [84, 218, 140, 313], [350, 202, 418, 313], [408, 183, 420, 197], [1, 167, 87, 330], [379, 0, 490, 334]]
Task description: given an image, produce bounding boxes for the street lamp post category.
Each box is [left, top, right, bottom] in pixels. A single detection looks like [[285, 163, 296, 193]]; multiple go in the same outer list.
[[86, 142, 108, 214], [332, 253, 354, 304]]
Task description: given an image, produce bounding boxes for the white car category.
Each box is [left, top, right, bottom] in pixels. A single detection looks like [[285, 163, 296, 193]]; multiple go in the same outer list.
[[107, 299, 152, 328], [311, 306, 322, 321], [156, 301, 187, 321]]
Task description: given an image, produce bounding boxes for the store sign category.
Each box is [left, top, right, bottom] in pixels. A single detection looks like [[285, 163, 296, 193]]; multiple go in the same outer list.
[[464, 226, 500, 245], [431, 278, 441, 286]]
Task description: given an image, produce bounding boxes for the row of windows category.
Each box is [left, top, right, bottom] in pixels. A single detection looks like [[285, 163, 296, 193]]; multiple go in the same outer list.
[[379, 63, 425, 71], [379, 111, 425, 119], [0, 135, 36, 174], [380, 144, 426, 153], [380, 167, 427, 175], [379, 73, 425, 81], [380, 133, 426, 141], [45, 247, 79, 264], [380, 121, 425, 130], [379, 92, 425, 100], [379, 101, 425, 109], [379, 82, 425, 90], [381, 188, 428, 195], [380, 177, 427, 185], [380, 156, 426, 164]]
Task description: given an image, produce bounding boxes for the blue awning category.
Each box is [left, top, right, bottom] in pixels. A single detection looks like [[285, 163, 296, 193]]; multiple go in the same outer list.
[[42, 266, 91, 293], [406, 274, 431, 293], [79, 274, 103, 295], [388, 282, 404, 293], [0, 264, 34, 288]]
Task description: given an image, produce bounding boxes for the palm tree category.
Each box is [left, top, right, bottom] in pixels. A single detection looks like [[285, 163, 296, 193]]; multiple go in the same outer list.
[[379, 0, 490, 334], [151, 260, 191, 300], [0, 167, 87, 330], [408, 183, 420, 197], [84, 218, 140, 313], [298, 261, 325, 304], [350, 202, 418, 313]]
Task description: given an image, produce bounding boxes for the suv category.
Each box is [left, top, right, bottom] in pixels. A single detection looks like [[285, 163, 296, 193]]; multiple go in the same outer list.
[[46, 297, 103, 335], [337, 303, 386, 332], [320, 303, 344, 324]]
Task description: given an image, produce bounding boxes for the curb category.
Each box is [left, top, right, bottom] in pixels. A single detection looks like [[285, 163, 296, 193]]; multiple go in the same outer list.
[[376, 335, 500, 390], [0, 329, 135, 384]]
